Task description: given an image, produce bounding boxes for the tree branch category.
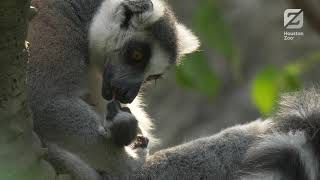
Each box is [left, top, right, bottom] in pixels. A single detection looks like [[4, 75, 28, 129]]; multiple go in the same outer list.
[[0, 0, 56, 179]]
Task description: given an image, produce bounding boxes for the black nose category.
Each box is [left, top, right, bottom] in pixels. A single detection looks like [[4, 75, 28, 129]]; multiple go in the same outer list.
[[102, 63, 143, 104], [113, 82, 141, 104]]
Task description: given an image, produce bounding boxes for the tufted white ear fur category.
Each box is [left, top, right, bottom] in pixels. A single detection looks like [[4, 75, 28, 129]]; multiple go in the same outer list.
[[176, 23, 200, 55]]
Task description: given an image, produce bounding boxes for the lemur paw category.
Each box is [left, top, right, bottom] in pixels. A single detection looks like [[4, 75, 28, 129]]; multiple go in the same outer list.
[[104, 101, 138, 147], [131, 135, 149, 149]]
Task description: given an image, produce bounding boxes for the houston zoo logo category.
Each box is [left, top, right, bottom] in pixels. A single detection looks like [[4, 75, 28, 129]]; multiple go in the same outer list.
[[283, 9, 304, 40]]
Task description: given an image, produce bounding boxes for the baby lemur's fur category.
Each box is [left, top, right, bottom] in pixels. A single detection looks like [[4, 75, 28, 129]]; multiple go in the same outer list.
[[27, 0, 199, 178]]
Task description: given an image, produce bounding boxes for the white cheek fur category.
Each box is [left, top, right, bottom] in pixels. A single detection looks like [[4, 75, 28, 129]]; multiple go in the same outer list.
[[145, 43, 170, 78]]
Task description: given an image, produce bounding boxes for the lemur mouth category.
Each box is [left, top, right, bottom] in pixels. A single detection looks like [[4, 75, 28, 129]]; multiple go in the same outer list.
[[102, 80, 142, 104], [102, 62, 143, 104], [111, 86, 137, 103], [103, 74, 163, 103]]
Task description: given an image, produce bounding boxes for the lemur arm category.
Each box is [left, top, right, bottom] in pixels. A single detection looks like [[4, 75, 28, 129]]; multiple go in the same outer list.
[[31, 96, 115, 170]]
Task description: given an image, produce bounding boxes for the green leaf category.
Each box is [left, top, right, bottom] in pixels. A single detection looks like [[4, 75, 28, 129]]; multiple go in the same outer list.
[[251, 67, 281, 115], [251, 65, 301, 115], [193, 0, 239, 75], [176, 52, 220, 97], [251, 51, 320, 115], [282, 65, 301, 91]]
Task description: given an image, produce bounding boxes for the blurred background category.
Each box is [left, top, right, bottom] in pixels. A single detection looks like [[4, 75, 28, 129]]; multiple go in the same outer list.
[[143, 0, 320, 152]]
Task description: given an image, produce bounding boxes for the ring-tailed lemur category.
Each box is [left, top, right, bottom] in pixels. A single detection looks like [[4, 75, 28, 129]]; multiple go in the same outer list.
[[27, 0, 199, 178], [122, 88, 320, 180], [47, 88, 320, 180]]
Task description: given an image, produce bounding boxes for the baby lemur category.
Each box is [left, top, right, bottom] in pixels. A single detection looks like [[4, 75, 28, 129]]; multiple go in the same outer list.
[[27, 0, 199, 178]]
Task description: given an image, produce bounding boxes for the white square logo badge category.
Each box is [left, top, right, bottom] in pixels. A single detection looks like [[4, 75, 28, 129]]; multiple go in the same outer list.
[[284, 9, 303, 29]]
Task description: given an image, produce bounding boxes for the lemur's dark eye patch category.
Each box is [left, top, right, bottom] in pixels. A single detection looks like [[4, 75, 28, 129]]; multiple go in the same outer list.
[[123, 40, 151, 70], [121, 5, 134, 29]]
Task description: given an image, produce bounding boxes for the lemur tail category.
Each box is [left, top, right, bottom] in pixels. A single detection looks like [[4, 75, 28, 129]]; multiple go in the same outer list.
[[240, 88, 320, 180], [47, 144, 102, 180], [240, 132, 318, 180]]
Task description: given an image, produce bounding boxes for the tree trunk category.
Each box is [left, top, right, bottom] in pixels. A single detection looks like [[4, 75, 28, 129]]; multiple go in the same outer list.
[[0, 0, 56, 179]]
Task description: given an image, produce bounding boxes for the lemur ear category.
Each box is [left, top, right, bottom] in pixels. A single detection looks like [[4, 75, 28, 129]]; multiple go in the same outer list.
[[176, 23, 200, 55]]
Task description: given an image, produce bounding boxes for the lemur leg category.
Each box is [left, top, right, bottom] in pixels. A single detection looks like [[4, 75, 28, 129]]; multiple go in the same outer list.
[[47, 144, 102, 180], [32, 96, 105, 145], [31, 96, 113, 171], [32, 96, 148, 177]]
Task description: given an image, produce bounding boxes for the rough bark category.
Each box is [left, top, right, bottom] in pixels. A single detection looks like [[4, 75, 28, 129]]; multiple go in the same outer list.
[[0, 1, 56, 179]]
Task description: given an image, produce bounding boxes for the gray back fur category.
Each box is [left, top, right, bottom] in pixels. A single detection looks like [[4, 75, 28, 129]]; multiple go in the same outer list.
[[131, 88, 320, 180]]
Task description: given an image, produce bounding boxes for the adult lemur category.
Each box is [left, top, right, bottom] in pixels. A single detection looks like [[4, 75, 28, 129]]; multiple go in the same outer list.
[[27, 0, 199, 178], [28, 0, 320, 179], [114, 88, 319, 180]]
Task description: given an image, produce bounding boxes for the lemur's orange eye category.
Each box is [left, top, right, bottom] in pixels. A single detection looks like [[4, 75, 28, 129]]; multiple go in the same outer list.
[[131, 50, 144, 61]]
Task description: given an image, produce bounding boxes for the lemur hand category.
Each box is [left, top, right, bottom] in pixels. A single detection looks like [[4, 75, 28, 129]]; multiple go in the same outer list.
[[131, 135, 149, 149]]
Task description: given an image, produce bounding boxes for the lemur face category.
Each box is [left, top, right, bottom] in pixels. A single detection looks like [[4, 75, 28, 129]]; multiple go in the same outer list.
[[89, 0, 199, 103]]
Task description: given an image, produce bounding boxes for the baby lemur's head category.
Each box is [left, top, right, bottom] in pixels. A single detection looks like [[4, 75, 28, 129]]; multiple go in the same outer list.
[[106, 101, 138, 146], [89, 0, 199, 103]]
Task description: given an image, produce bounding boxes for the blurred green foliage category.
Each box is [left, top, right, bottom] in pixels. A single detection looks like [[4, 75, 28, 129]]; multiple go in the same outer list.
[[251, 52, 320, 115], [251, 66, 301, 115], [176, 52, 220, 97], [174, 0, 320, 115], [193, 0, 236, 63], [175, 0, 237, 97]]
